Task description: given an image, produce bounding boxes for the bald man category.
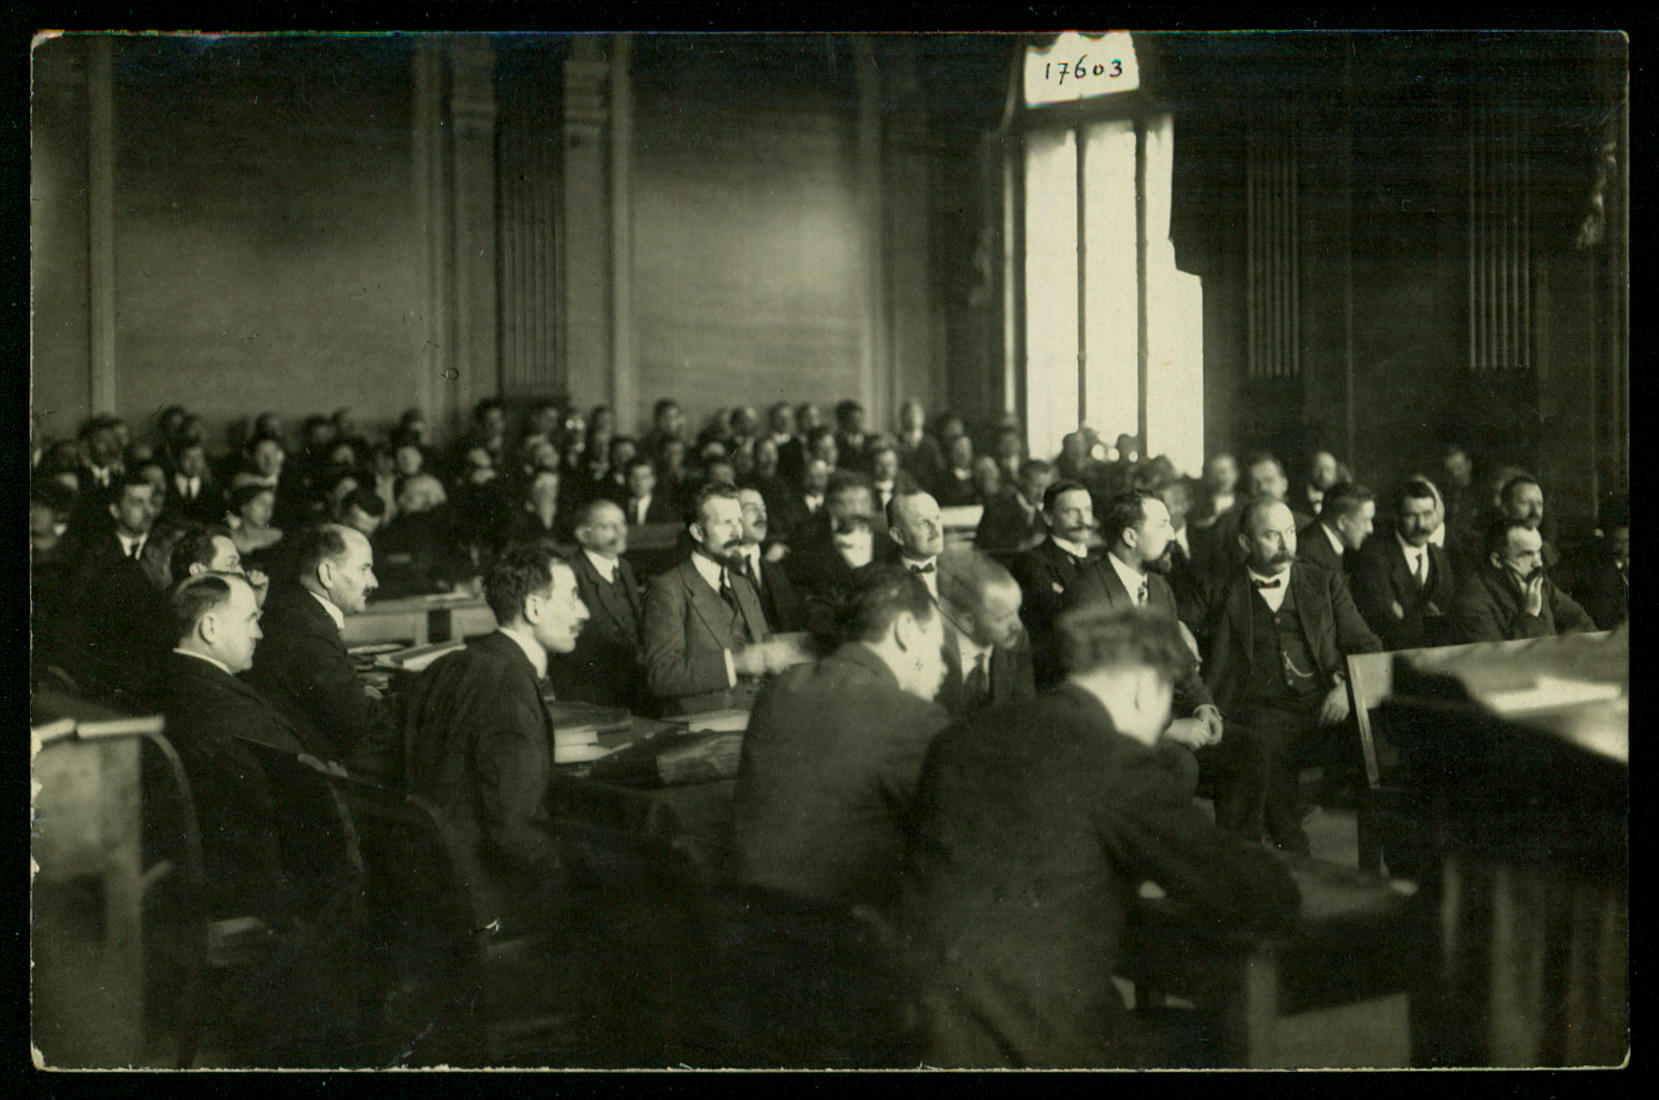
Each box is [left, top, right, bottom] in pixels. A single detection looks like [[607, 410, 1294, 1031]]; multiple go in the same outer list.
[[548, 499, 649, 711], [934, 549, 1036, 718], [245, 523, 400, 783], [1186, 498, 1381, 854]]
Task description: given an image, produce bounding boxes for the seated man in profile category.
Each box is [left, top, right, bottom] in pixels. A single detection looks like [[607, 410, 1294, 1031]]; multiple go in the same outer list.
[[934, 549, 1035, 719], [402, 544, 590, 935], [244, 524, 398, 783], [160, 571, 309, 923], [549, 498, 648, 712], [975, 459, 1054, 553], [1450, 519, 1596, 643], [168, 523, 271, 605], [901, 606, 1301, 1069], [372, 473, 471, 598], [732, 566, 950, 916]]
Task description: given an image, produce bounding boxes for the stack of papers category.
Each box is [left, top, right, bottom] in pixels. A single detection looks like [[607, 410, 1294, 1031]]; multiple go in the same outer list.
[[373, 640, 465, 672]]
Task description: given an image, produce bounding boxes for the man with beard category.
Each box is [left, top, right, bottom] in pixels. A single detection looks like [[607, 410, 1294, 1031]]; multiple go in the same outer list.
[[1010, 480, 1097, 688], [1351, 478, 1458, 649], [1062, 490, 1232, 802], [641, 481, 779, 714], [934, 549, 1035, 718], [549, 499, 648, 711], [1186, 498, 1381, 854], [1495, 474, 1561, 571]]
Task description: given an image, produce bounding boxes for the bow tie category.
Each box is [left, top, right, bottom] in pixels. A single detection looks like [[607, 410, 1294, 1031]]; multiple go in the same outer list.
[[908, 562, 935, 575], [1252, 577, 1282, 590]]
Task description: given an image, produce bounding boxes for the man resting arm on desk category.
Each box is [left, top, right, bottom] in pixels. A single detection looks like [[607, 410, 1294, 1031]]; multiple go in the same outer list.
[[402, 544, 590, 935], [901, 606, 1301, 1069]]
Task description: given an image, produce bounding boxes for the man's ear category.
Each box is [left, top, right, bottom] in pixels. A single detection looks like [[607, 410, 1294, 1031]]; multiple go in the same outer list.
[[1237, 531, 1251, 557], [891, 611, 915, 653], [108, 500, 121, 521], [197, 610, 218, 647]]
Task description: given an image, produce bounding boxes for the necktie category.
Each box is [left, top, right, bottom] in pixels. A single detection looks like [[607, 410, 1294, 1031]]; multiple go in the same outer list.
[[745, 556, 762, 593], [1252, 577, 1281, 590], [909, 562, 935, 575], [1135, 579, 1148, 608], [718, 569, 741, 616], [1414, 550, 1429, 587], [128, 539, 143, 560]]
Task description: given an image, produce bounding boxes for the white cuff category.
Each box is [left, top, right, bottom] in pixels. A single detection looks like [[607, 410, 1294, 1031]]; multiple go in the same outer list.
[[723, 648, 737, 687]]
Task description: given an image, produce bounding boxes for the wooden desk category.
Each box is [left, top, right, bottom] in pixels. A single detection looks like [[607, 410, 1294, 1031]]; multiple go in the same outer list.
[[1123, 855, 1429, 1068], [31, 697, 167, 1068], [344, 593, 497, 647]]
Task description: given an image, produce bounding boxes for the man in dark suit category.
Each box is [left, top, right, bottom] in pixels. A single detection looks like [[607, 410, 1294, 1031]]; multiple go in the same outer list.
[[902, 606, 1301, 1068], [775, 456, 832, 547], [834, 400, 871, 474], [168, 441, 226, 526], [161, 572, 309, 923], [1154, 477, 1202, 615], [1187, 498, 1382, 854], [735, 488, 806, 633], [733, 566, 950, 915], [1449, 520, 1597, 643], [244, 524, 399, 784], [168, 524, 271, 606], [975, 460, 1054, 553], [403, 546, 590, 934], [549, 499, 648, 711], [641, 481, 777, 714], [894, 400, 943, 487], [1496, 474, 1563, 572], [1296, 481, 1374, 578], [1350, 478, 1458, 650], [612, 456, 677, 527], [785, 473, 896, 594], [64, 472, 171, 705], [1193, 453, 1312, 585], [868, 440, 921, 516], [1060, 490, 1236, 803], [67, 415, 125, 533], [1010, 480, 1097, 688], [934, 549, 1035, 718]]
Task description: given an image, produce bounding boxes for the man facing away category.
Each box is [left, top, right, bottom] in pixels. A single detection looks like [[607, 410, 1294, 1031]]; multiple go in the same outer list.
[[402, 544, 590, 935], [902, 605, 1301, 1068], [1296, 481, 1375, 578], [732, 566, 950, 917]]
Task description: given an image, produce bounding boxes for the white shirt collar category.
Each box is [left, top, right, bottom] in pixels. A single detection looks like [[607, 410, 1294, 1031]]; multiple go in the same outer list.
[[583, 547, 618, 583], [1246, 565, 1291, 611], [117, 531, 146, 557], [741, 543, 764, 577], [1395, 529, 1430, 565], [308, 588, 346, 632], [1173, 527, 1190, 554], [498, 624, 548, 679], [1107, 551, 1149, 604], [173, 647, 233, 676], [1321, 521, 1346, 557], [803, 492, 823, 509], [900, 553, 939, 597], [1051, 535, 1090, 560], [690, 549, 730, 593]]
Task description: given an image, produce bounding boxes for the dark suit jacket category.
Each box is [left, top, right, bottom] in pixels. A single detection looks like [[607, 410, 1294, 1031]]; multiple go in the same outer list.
[[1295, 521, 1349, 578], [733, 643, 952, 914], [243, 582, 399, 784], [64, 531, 171, 705], [640, 555, 771, 714], [742, 551, 807, 634], [1010, 538, 1092, 687], [901, 685, 1301, 1068], [1448, 564, 1597, 643], [1189, 564, 1382, 717], [1555, 539, 1628, 631], [896, 433, 944, 485], [932, 470, 980, 509], [372, 507, 470, 598], [167, 476, 227, 527], [401, 630, 560, 931], [975, 491, 1046, 552], [934, 630, 1036, 719], [1060, 556, 1215, 715], [611, 492, 677, 527], [161, 651, 307, 923], [548, 550, 647, 710], [1349, 534, 1457, 650]]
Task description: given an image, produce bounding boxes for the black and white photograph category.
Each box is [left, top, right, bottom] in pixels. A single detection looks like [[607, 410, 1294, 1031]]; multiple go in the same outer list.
[[27, 29, 1628, 1071]]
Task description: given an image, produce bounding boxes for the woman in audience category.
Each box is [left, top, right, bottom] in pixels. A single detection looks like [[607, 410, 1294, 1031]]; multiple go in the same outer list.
[[225, 482, 284, 573]]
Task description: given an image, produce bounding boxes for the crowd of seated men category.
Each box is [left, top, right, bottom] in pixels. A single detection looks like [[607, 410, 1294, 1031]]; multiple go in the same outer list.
[[28, 394, 1627, 1067]]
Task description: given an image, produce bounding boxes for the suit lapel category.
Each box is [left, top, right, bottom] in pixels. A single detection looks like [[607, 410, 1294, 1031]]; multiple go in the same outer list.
[[682, 560, 735, 642], [1095, 558, 1132, 609], [1289, 565, 1327, 658], [731, 569, 769, 643], [1226, 571, 1256, 659], [580, 553, 635, 639]]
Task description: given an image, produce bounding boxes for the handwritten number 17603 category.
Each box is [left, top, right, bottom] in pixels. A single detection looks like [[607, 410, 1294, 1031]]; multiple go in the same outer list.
[[1045, 57, 1124, 84]]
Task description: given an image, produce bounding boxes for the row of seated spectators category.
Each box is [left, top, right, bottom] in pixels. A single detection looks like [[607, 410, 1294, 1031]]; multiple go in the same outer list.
[[28, 395, 1629, 1067]]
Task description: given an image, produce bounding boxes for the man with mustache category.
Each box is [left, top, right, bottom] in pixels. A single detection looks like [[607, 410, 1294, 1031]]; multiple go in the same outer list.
[[548, 499, 648, 711], [735, 488, 806, 633], [641, 481, 780, 714], [1350, 478, 1458, 649], [1449, 519, 1595, 643], [1187, 498, 1381, 854], [1010, 480, 1098, 688]]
